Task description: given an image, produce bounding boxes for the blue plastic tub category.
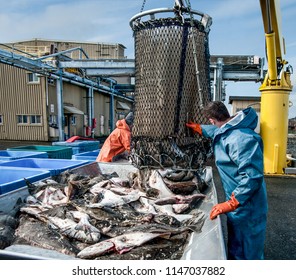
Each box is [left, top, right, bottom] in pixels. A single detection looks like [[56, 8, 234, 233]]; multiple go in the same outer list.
[[7, 146, 72, 159], [0, 158, 90, 176], [0, 167, 50, 195], [72, 149, 100, 161], [52, 141, 100, 155], [0, 150, 48, 161]]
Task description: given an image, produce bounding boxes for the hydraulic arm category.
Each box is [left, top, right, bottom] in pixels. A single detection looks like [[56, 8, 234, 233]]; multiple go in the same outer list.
[[259, 0, 293, 174]]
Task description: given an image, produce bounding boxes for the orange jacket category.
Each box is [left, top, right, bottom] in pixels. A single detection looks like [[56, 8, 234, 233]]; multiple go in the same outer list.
[[96, 119, 131, 162]]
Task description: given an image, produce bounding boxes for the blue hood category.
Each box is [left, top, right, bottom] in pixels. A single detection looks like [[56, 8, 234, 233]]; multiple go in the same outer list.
[[202, 107, 258, 140], [221, 107, 258, 132]]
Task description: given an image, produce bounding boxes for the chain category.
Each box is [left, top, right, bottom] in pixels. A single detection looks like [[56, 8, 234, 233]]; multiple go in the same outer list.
[[184, 0, 191, 11], [140, 0, 147, 13]]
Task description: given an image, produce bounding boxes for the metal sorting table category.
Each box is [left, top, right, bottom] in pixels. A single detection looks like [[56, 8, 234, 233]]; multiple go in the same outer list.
[[0, 162, 226, 260]]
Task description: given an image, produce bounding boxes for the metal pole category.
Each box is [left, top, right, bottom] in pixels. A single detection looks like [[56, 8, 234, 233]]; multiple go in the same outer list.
[[110, 82, 115, 132], [87, 87, 92, 128], [56, 70, 65, 141], [216, 58, 223, 101]]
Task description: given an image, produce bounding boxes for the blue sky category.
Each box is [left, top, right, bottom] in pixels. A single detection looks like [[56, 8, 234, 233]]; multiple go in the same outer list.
[[1, 0, 296, 117]]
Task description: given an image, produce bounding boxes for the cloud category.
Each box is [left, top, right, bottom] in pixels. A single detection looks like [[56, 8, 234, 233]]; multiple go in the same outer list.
[[0, 1, 138, 44]]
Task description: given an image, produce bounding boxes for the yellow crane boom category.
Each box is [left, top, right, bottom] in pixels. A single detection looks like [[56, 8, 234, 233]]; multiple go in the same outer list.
[[259, 0, 293, 174]]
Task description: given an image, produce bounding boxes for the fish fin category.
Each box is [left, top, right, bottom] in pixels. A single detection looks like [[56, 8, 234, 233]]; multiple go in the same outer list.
[[24, 178, 37, 195], [158, 233, 171, 240]]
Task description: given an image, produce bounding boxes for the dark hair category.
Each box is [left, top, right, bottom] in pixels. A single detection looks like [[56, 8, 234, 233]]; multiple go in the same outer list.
[[203, 101, 230, 121]]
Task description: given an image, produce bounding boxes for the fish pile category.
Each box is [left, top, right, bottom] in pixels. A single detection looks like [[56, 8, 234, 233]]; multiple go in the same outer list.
[[3, 167, 208, 260]]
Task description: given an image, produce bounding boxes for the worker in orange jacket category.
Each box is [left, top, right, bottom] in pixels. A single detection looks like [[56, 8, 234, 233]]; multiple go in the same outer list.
[[96, 112, 133, 162]]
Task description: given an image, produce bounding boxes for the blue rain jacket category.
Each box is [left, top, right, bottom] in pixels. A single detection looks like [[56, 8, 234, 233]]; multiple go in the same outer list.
[[202, 107, 268, 260]]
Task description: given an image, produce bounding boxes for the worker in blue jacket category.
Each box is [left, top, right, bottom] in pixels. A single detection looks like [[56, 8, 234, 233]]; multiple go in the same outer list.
[[186, 101, 268, 260]]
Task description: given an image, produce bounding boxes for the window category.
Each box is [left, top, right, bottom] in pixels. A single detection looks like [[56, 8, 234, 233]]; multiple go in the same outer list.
[[49, 115, 58, 128], [71, 116, 77, 125], [48, 77, 55, 86], [30, 115, 41, 124], [17, 115, 28, 124], [17, 114, 41, 125], [0, 115, 2, 124], [27, 73, 40, 83], [49, 115, 57, 124]]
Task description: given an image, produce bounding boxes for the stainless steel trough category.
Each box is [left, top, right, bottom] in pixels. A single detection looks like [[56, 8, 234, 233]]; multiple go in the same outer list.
[[0, 162, 226, 260]]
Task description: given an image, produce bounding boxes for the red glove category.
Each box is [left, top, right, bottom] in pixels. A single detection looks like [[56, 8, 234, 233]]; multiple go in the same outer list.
[[186, 122, 202, 135], [210, 193, 239, 220]]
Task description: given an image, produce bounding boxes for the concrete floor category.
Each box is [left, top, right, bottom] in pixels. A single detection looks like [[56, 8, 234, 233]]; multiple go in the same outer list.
[[1, 140, 296, 260]]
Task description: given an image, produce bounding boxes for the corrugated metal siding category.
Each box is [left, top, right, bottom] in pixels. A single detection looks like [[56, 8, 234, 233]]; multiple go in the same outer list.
[[0, 62, 121, 141], [0, 64, 48, 141], [8, 39, 126, 59]]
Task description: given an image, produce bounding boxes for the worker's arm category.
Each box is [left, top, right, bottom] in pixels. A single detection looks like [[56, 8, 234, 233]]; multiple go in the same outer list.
[[201, 124, 218, 139], [186, 122, 217, 138], [120, 128, 131, 152], [227, 135, 265, 205]]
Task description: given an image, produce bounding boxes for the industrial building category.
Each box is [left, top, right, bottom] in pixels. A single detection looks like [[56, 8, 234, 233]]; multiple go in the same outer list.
[[0, 39, 134, 142]]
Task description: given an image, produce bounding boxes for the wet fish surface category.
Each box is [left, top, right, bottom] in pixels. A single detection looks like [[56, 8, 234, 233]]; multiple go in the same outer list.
[[14, 215, 79, 256], [77, 231, 169, 259], [5, 166, 209, 259]]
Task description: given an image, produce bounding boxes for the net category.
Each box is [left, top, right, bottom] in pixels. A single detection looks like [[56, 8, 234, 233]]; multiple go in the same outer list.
[[131, 17, 212, 170]]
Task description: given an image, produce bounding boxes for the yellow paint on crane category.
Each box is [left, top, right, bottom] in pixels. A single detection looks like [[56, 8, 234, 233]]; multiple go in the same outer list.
[[259, 0, 293, 174], [260, 81, 291, 174], [265, 32, 277, 82]]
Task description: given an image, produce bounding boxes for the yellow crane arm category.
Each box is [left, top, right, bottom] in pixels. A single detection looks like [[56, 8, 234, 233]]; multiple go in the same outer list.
[[259, 0, 293, 174], [259, 0, 286, 81]]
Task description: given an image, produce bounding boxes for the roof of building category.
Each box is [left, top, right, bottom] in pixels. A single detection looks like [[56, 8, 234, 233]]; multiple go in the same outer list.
[[228, 95, 261, 104], [5, 38, 126, 49]]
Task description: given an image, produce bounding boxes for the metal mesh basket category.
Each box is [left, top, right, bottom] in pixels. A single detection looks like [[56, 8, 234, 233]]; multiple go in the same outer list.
[[130, 16, 212, 170]]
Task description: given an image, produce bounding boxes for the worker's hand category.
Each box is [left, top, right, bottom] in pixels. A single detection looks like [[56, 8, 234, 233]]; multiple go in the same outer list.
[[186, 121, 202, 135], [210, 193, 239, 220]]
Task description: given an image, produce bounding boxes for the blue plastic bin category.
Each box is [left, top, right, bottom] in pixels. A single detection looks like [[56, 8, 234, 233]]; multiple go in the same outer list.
[[7, 146, 72, 159], [0, 150, 48, 161], [72, 149, 100, 161], [52, 140, 100, 155], [0, 166, 50, 195], [0, 158, 90, 176]]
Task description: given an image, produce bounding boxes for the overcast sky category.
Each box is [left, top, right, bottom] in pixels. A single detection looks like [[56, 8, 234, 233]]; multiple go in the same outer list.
[[1, 0, 296, 117]]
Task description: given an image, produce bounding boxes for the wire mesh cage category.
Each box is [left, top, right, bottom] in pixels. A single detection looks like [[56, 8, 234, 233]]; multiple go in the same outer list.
[[130, 9, 212, 170]]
